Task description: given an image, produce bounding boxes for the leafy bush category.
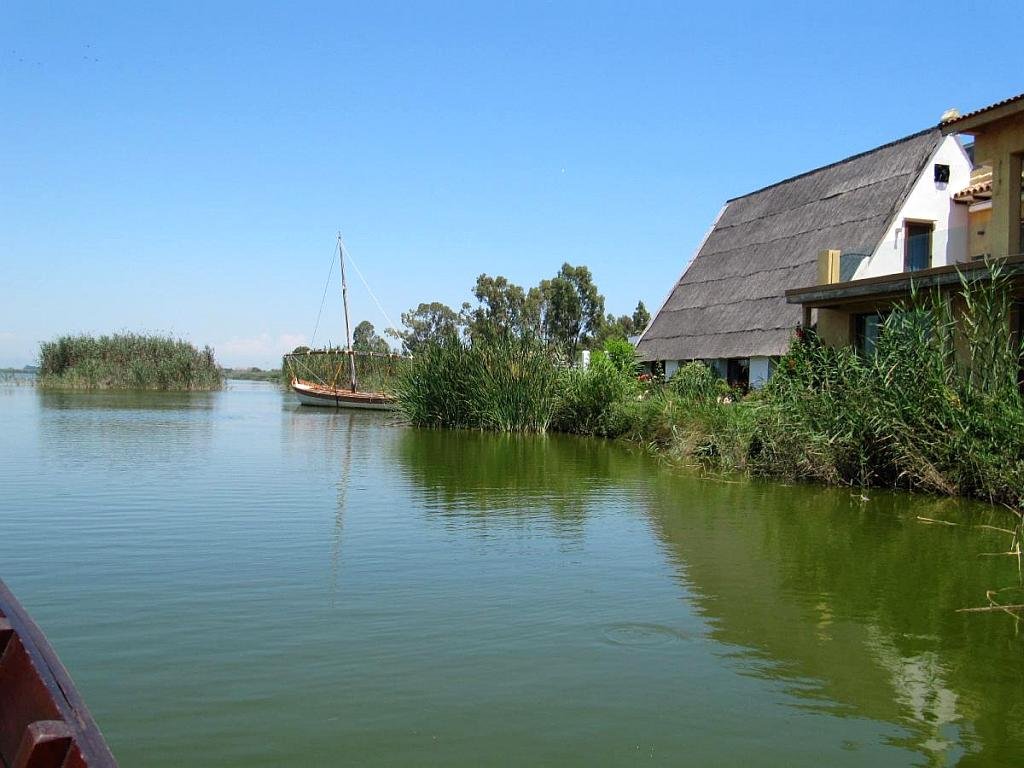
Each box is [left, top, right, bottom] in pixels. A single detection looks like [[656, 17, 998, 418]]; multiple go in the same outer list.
[[602, 338, 639, 376], [668, 361, 731, 402], [553, 352, 639, 436]]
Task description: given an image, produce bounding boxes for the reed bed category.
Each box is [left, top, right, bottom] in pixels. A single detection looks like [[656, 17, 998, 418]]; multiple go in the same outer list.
[[753, 268, 1024, 509], [396, 335, 563, 432], [0, 371, 35, 386], [38, 333, 223, 390]]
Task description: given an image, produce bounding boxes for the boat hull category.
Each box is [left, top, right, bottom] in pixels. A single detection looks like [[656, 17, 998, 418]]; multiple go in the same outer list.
[[291, 379, 397, 411], [0, 579, 118, 767]]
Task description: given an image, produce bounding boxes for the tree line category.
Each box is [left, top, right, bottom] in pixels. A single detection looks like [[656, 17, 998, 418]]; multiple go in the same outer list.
[[347, 263, 649, 359]]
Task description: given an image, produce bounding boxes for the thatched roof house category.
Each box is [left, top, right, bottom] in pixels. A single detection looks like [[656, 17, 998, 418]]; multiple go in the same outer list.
[[636, 126, 972, 386]]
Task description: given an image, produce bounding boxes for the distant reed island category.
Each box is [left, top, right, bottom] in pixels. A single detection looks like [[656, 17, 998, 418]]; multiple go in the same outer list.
[[38, 333, 223, 391]]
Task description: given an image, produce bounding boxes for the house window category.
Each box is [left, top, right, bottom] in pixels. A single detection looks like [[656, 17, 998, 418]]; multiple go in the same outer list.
[[726, 358, 749, 389], [904, 222, 933, 271], [855, 313, 884, 356]]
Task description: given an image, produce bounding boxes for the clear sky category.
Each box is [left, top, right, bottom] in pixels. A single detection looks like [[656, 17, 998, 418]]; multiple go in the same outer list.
[[1, 1, 1021, 368]]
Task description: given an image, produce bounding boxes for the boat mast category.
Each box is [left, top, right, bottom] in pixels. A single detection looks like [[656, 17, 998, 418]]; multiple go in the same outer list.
[[338, 233, 357, 392]]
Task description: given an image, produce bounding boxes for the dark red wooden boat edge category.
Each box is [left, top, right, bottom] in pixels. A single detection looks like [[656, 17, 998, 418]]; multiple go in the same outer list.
[[0, 579, 118, 767]]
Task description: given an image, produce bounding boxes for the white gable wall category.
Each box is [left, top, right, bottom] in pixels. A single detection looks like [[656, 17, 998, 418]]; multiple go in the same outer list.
[[852, 136, 972, 279]]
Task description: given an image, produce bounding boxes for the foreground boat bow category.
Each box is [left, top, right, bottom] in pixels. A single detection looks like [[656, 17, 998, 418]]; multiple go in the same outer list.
[[0, 579, 117, 767]]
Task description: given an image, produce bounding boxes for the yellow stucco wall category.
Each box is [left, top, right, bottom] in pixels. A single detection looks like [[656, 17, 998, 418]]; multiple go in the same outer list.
[[969, 206, 992, 261], [815, 308, 851, 348], [971, 114, 1024, 258]]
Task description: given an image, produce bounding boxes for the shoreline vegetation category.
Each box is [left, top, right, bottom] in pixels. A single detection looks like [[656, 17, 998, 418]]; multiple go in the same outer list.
[[223, 367, 282, 382], [38, 333, 223, 391], [396, 268, 1024, 514]]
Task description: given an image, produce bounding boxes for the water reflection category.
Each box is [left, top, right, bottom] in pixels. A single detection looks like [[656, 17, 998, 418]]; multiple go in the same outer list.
[[395, 427, 1024, 764], [7, 384, 1024, 765], [641, 474, 1022, 765], [280, 405, 407, 603], [37, 388, 218, 411], [393, 427, 647, 538], [35, 387, 216, 468]]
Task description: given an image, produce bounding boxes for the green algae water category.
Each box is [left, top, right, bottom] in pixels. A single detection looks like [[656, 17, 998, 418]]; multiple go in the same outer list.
[[2, 380, 1023, 766]]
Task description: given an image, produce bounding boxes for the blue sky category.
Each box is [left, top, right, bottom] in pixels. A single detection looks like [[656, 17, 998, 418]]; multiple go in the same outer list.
[[1, 1, 1021, 368]]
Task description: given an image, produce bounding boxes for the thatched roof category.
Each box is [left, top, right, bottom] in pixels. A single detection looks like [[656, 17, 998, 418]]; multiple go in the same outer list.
[[636, 128, 943, 362]]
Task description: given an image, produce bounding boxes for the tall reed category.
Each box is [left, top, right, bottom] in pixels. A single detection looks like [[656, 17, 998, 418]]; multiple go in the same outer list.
[[753, 264, 1024, 508], [38, 333, 223, 390], [396, 335, 563, 432]]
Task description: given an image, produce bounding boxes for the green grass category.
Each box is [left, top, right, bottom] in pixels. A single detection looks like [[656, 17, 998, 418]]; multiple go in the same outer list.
[[38, 333, 223, 390]]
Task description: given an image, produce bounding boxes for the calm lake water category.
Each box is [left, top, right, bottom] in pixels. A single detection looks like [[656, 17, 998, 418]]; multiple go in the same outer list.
[[2, 380, 1023, 766]]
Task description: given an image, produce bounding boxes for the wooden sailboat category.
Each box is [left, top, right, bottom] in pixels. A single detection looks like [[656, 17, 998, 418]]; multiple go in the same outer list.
[[291, 378, 396, 409], [290, 235, 398, 410]]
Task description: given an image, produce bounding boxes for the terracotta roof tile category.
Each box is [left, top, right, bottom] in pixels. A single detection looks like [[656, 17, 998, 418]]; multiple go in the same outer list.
[[941, 92, 1024, 126], [953, 167, 993, 202]]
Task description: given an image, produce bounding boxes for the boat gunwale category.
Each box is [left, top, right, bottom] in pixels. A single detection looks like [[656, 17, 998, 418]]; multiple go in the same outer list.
[[290, 378, 398, 410], [0, 578, 118, 767], [291, 378, 394, 403]]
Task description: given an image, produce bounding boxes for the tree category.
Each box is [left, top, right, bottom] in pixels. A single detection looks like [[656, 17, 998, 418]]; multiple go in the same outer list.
[[462, 274, 533, 344], [632, 300, 650, 332], [536, 263, 605, 359], [590, 299, 650, 348], [393, 302, 461, 354], [352, 321, 391, 354], [593, 313, 634, 347]]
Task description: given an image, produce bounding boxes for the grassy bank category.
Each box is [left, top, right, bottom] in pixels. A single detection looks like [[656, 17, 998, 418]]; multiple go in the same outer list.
[[38, 333, 223, 390], [396, 273, 1024, 512]]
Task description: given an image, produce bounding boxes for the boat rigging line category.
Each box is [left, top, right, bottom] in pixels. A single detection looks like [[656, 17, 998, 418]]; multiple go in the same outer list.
[[337, 235, 400, 337], [286, 233, 405, 409], [310, 240, 338, 349]]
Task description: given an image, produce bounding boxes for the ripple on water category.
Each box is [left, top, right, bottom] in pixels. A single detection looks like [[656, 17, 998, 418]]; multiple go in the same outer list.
[[601, 622, 692, 648]]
